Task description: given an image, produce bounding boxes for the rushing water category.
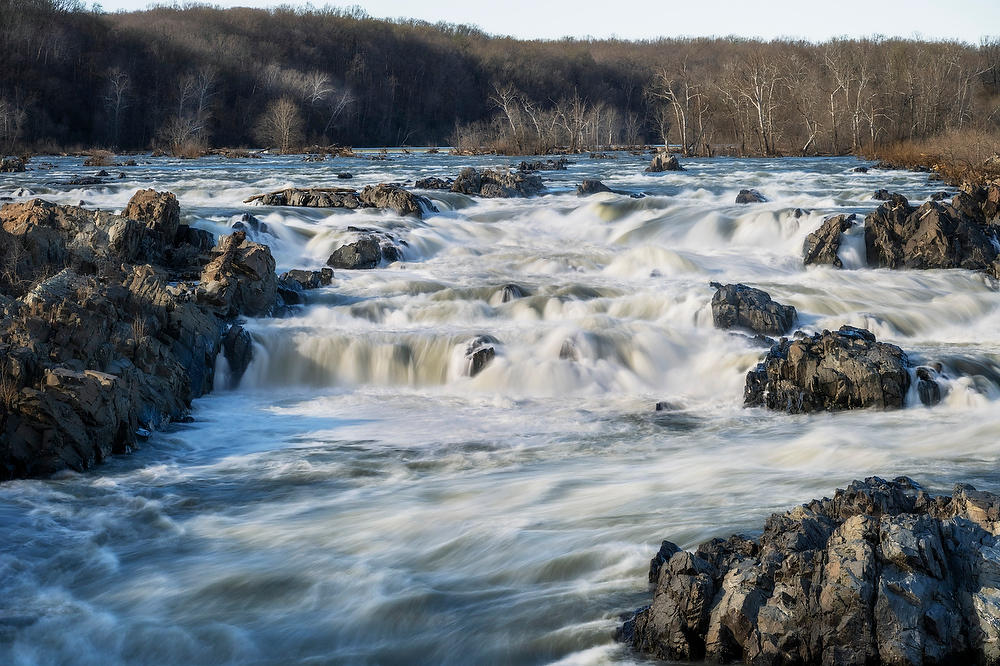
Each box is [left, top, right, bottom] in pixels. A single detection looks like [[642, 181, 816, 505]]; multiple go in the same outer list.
[[2, 152, 1000, 665]]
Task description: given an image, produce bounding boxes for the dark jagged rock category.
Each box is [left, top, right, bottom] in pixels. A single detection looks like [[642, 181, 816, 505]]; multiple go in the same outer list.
[[916, 366, 942, 407], [451, 167, 544, 198], [518, 158, 569, 171], [803, 213, 856, 268], [221, 324, 253, 389], [66, 176, 105, 186], [735, 189, 766, 204], [414, 176, 453, 190], [710, 283, 796, 336], [852, 166, 868, 173], [744, 325, 910, 412], [646, 152, 684, 173], [280, 268, 333, 290], [1, 156, 26, 173], [336, 172, 353, 179], [326, 228, 404, 270], [495, 283, 526, 303], [620, 476, 1000, 666], [872, 188, 894, 200], [577, 179, 612, 195], [230, 212, 271, 236], [465, 335, 497, 377], [864, 194, 998, 271], [359, 183, 435, 217]]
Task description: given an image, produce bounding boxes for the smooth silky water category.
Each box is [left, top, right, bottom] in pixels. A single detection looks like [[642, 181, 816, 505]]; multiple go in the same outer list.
[[2, 153, 1000, 664]]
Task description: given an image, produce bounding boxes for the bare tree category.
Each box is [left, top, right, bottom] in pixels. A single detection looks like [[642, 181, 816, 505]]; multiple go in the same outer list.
[[255, 97, 304, 152], [103, 67, 130, 146]]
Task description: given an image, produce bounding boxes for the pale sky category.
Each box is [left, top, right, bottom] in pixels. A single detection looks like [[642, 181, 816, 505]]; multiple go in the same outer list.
[[99, 0, 1000, 43]]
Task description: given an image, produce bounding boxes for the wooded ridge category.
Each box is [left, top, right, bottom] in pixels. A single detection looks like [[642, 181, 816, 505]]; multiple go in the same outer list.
[[0, 0, 998, 156]]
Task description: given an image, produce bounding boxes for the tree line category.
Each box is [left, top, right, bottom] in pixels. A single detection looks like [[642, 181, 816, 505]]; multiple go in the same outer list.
[[0, 0, 997, 155]]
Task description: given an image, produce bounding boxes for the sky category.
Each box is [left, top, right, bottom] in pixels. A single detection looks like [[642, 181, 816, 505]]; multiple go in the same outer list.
[[98, 0, 1000, 43]]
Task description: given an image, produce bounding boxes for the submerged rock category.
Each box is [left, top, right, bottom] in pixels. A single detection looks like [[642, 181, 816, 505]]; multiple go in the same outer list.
[[803, 213, 856, 268], [744, 325, 910, 412], [221, 324, 253, 389], [620, 476, 1000, 666], [916, 366, 942, 407], [710, 283, 796, 336], [645, 151, 684, 173], [577, 179, 612, 195], [495, 283, 526, 303], [451, 167, 544, 198], [735, 189, 766, 204]]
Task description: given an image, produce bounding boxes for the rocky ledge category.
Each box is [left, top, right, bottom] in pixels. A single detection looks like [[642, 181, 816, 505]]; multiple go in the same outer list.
[[619, 476, 1000, 666], [0, 193, 277, 480], [416, 167, 544, 198], [244, 183, 435, 218]]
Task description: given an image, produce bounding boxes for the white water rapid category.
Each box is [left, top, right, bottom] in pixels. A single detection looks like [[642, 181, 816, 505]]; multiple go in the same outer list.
[[1, 153, 999, 664]]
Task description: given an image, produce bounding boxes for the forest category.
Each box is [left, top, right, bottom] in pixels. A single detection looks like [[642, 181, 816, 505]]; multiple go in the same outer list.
[[0, 0, 998, 156]]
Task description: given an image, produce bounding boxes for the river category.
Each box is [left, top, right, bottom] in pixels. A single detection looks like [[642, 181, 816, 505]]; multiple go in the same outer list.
[[1, 152, 999, 664]]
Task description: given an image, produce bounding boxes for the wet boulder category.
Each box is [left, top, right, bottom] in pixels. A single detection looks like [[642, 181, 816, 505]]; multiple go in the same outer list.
[[803, 213, 856, 268], [1, 156, 26, 173], [279, 268, 333, 290], [465, 335, 497, 377], [414, 176, 453, 190], [199, 231, 277, 317], [735, 189, 766, 204], [451, 167, 544, 198], [359, 183, 436, 218], [852, 165, 869, 173], [710, 282, 796, 336], [744, 325, 910, 412], [221, 324, 253, 389], [645, 151, 684, 173], [865, 196, 998, 271], [620, 476, 1000, 666], [230, 212, 271, 236], [326, 228, 403, 270], [123, 188, 180, 246], [245, 187, 362, 209], [577, 179, 612, 195], [337, 172, 353, 179], [495, 283, 526, 303], [916, 366, 942, 407]]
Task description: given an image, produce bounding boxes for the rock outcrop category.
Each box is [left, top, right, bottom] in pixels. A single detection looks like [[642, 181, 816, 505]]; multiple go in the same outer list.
[[414, 176, 453, 190], [245, 185, 436, 218], [864, 193, 999, 272], [646, 152, 684, 172], [803, 213, 856, 268], [451, 167, 545, 198], [736, 189, 766, 204], [710, 283, 796, 336], [1, 156, 26, 173], [744, 326, 912, 412], [620, 476, 1000, 666], [518, 158, 569, 171], [0, 194, 279, 480]]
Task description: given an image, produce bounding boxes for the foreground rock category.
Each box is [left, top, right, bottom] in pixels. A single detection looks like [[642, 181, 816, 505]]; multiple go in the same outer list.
[[0, 195, 277, 480], [865, 192, 999, 272], [735, 189, 766, 203], [620, 476, 1000, 666], [645, 151, 684, 172], [803, 213, 856, 268], [745, 326, 912, 412], [710, 283, 796, 336], [451, 167, 544, 198], [245, 184, 436, 218]]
